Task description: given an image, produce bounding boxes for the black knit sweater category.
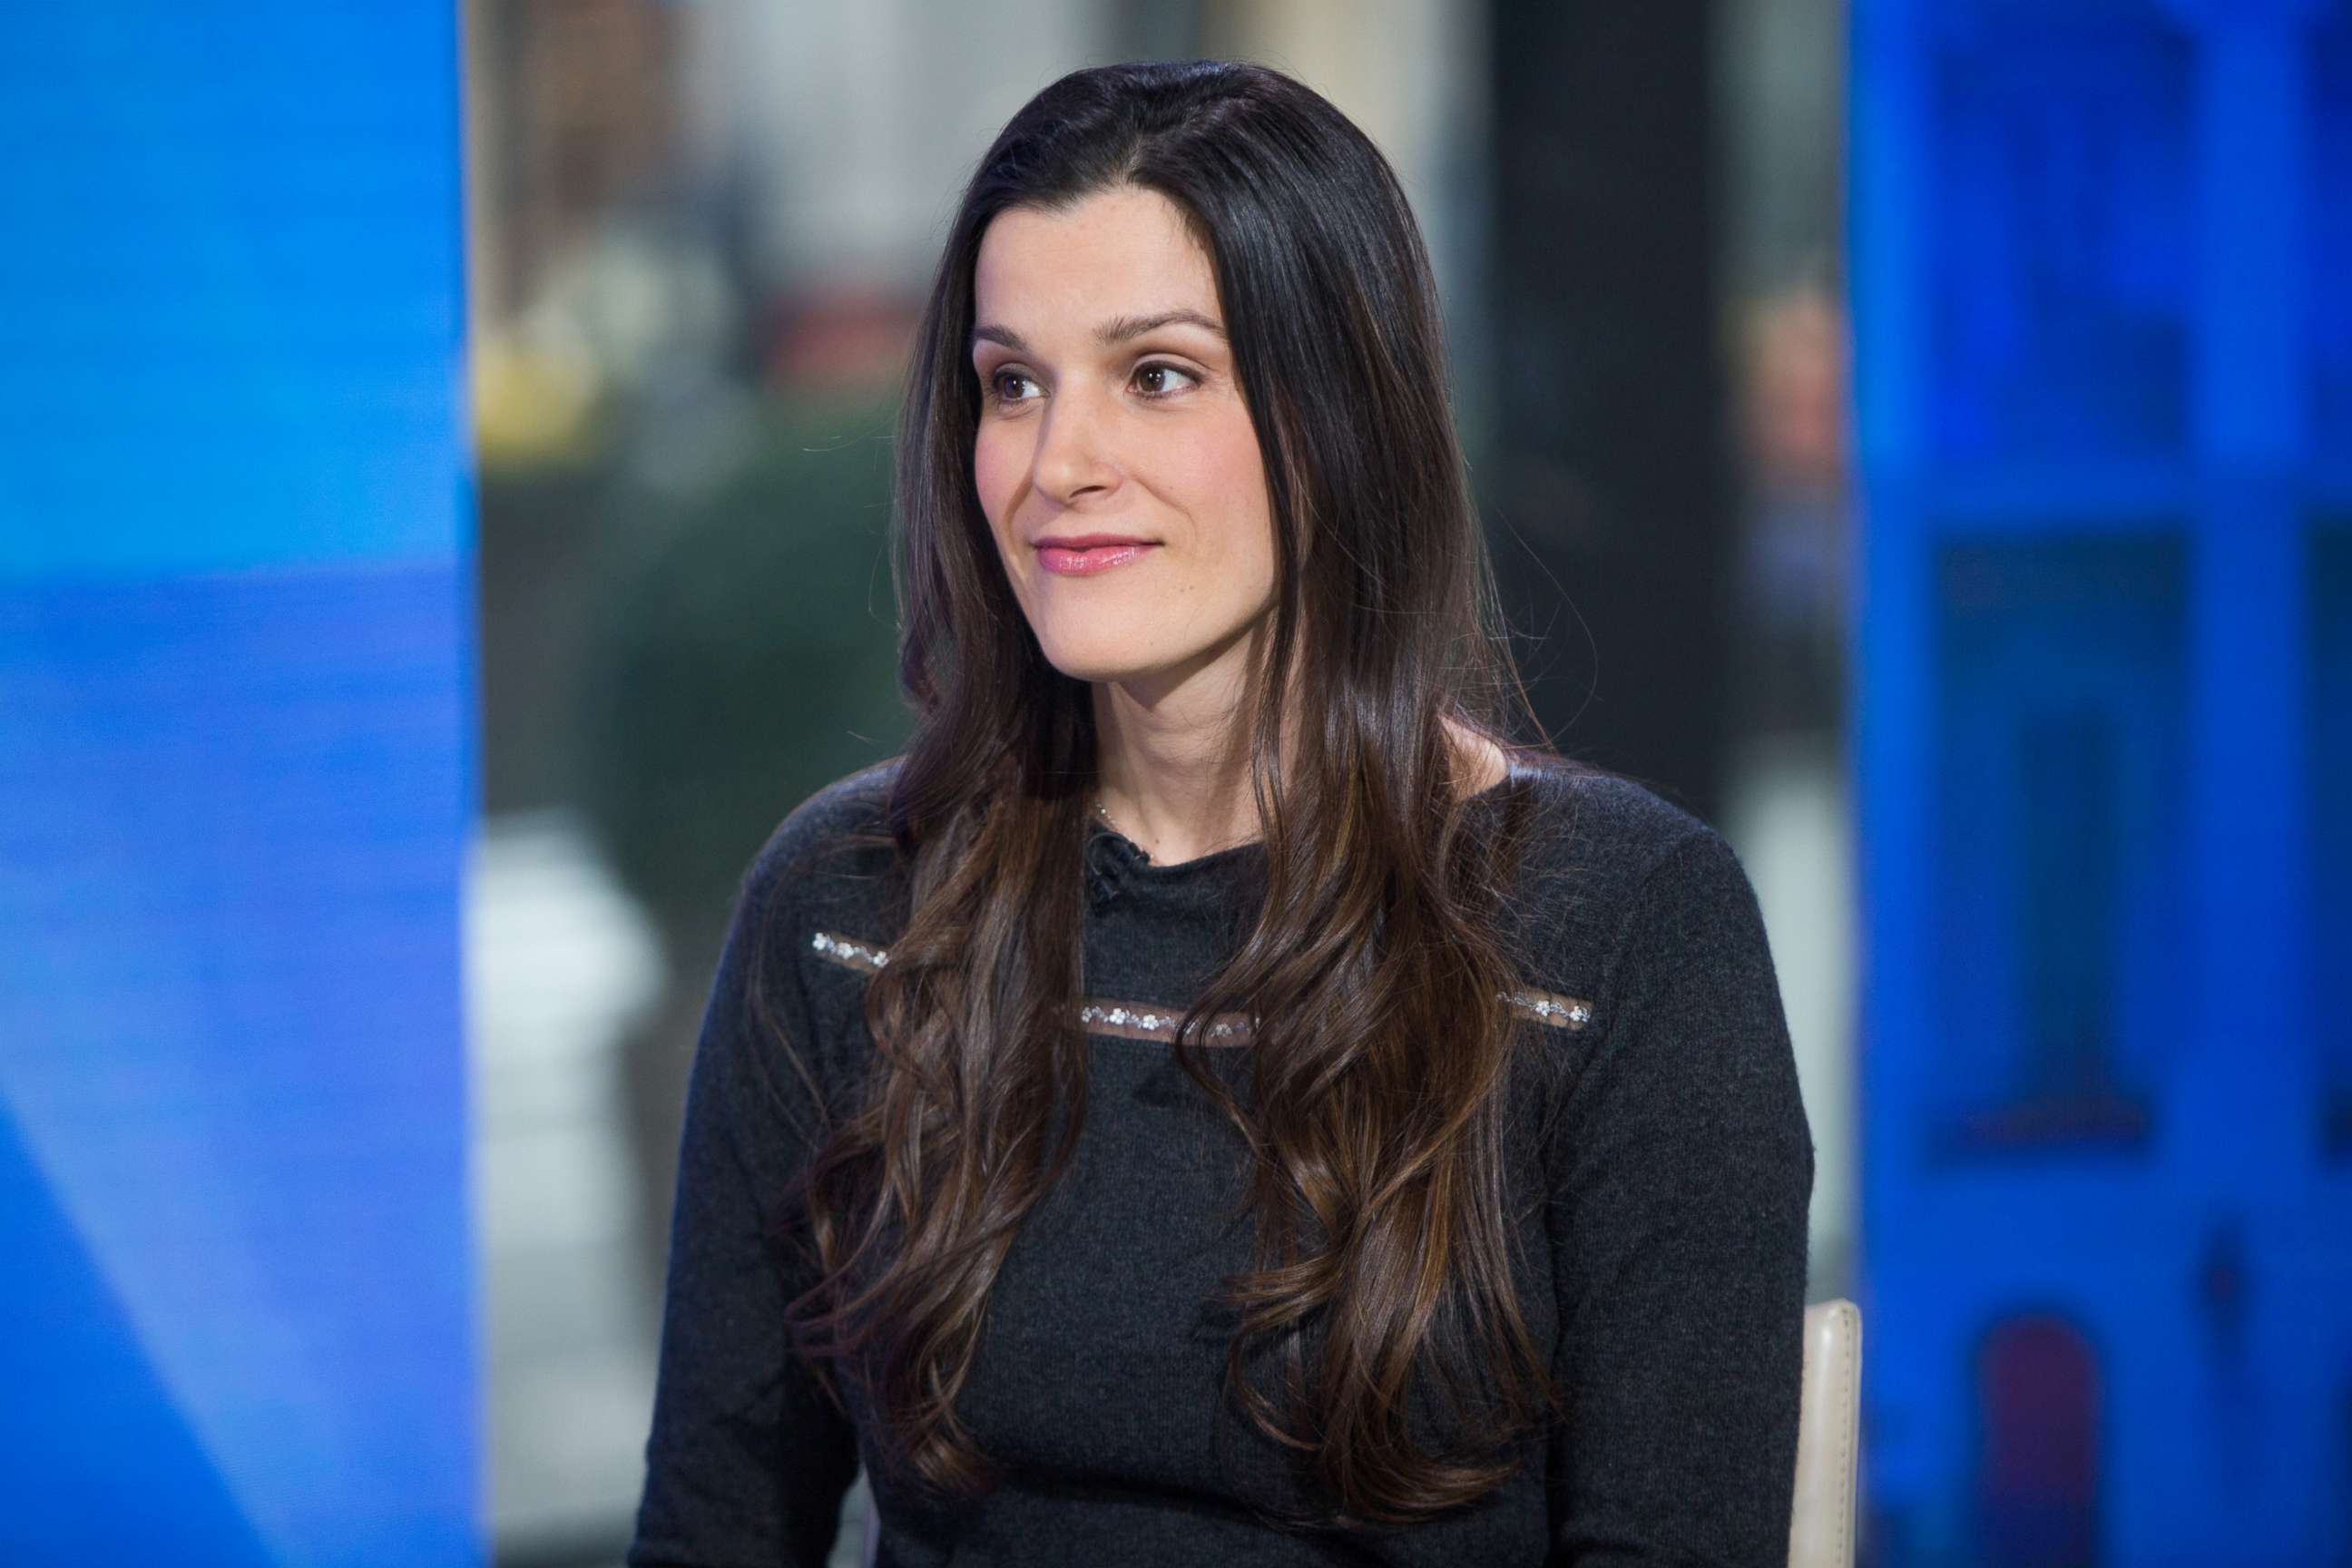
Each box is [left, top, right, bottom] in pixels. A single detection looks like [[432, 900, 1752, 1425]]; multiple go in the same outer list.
[[628, 754, 1814, 1567]]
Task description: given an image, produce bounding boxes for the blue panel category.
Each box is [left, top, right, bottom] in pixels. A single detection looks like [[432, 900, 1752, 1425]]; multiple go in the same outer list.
[[2314, 19, 2352, 465], [0, 0, 477, 1557], [0, 564, 477, 1563], [0, 1112, 279, 1564], [0, 4, 467, 576], [1932, 14, 2193, 464], [2316, 522, 2352, 1156], [1857, 3, 2352, 1560], [1931, 534, 2186, 1158]]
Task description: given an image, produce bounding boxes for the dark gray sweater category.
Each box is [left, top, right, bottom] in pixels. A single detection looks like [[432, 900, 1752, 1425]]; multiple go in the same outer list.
[[628, 755, 1814, 1567]]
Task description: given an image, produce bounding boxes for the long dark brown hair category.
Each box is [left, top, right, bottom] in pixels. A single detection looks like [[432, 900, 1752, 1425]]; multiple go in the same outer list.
[[770, 58, 1565, 1531]]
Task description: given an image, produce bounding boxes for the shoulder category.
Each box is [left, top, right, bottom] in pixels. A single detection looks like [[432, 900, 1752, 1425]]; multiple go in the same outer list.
[[1504, 761, 1807, 1184], [1508, 757, 1717, 882], [753, 756, 902, 870], [1496, 758, 1769, 1021], [718, 760, 907, 1097], [739, 757, 906, 925]]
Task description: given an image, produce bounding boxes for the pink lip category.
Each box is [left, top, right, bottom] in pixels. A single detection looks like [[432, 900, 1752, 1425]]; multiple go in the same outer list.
[[1036, 539, 1158, 576]]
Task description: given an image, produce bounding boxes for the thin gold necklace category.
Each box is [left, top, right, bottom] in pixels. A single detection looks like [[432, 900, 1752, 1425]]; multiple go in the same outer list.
[[1091, 793, 1149, 862]]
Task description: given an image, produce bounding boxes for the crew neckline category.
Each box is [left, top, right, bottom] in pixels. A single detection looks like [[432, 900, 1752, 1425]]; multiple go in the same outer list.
[[1083, 755, 1529, 882]]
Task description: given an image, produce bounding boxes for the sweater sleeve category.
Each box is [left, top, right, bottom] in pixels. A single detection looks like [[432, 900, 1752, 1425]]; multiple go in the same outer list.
[[1542, 828, 1815, 1566], [628, 832, 862, 1568]]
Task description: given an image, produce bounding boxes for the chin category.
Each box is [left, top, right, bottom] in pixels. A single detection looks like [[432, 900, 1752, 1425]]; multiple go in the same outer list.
[[1037, 644, 1157, 685], [1031, 623, 1179, 685]]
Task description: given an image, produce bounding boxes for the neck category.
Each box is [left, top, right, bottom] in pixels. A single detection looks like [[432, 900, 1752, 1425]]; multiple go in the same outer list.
[[1088, 630, 1511, 868], [1089, 634, 1274, 867]]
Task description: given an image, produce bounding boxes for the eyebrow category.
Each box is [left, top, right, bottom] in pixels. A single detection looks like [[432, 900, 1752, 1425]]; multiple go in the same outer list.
[[971, 308, 1227, 357]]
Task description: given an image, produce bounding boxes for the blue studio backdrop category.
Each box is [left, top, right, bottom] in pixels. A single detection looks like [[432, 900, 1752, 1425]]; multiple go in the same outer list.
[[1854, 0, 2350, 1562], [0, 6, 478, 1563]]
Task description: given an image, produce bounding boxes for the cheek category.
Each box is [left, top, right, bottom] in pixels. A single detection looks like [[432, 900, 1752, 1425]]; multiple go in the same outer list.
[[972, 428, 1022, 540], [1185, 420, 1277, 575]]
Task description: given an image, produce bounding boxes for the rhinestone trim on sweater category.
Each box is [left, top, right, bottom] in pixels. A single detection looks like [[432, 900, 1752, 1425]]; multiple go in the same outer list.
[[808, 930, 1591, 1035], [809, 930, 888, 971]]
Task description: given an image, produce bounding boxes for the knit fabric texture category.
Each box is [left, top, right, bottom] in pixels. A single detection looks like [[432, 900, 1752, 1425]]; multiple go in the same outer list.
[[628, 754, 1815, 1567]]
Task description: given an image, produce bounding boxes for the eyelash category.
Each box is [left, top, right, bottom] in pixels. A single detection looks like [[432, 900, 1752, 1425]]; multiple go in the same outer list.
[[984, 361, 1199, 407]]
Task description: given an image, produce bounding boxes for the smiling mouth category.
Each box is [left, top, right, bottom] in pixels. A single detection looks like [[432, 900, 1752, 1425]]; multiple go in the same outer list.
[[1036, 542, 1158, 577]]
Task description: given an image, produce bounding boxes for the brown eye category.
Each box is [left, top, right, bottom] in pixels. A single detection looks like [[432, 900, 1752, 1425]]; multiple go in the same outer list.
[[1133, 362, 1200, 399]]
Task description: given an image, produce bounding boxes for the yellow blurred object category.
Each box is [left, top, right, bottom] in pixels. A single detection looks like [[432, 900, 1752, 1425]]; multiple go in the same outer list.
[[472, 331, 601, 468]]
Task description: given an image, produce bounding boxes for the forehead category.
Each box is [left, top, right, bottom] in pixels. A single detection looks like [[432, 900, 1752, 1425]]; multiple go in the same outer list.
[[974, 186, 1218, 321]]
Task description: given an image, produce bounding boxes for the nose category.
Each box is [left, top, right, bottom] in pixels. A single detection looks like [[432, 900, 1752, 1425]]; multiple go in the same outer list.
[[1031, 381, 1120, 505]]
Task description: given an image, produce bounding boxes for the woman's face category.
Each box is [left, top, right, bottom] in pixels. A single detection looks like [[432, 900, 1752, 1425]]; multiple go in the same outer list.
[[970, 184, 1278, 693]]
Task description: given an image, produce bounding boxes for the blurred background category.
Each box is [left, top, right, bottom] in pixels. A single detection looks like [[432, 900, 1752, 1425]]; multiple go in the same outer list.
[[1, 0, 2344, 1563]]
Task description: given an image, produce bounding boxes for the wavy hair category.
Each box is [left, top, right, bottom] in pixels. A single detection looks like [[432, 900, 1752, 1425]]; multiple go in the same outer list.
[[767, 58, 1565, 1531]]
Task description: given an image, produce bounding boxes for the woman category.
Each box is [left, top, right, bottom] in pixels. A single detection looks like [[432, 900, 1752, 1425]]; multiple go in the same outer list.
[[631, 59, 1812, 1567]]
